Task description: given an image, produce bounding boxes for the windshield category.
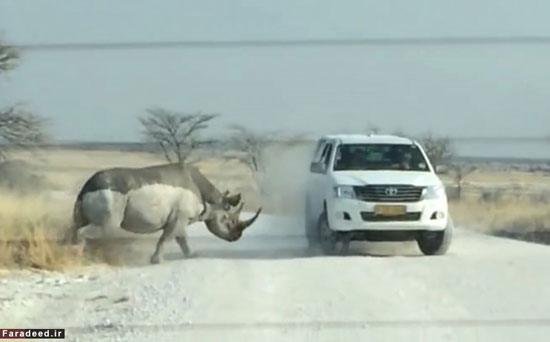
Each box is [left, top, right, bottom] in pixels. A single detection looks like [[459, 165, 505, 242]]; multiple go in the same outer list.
[[333, 143, 430, 171]]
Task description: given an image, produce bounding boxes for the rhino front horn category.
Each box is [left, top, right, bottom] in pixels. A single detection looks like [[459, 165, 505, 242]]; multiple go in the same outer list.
[[235, 207, 262, 232]]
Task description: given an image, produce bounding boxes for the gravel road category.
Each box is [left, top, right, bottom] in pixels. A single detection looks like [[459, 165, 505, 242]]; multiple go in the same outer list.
[[2, 213, 550, 342]]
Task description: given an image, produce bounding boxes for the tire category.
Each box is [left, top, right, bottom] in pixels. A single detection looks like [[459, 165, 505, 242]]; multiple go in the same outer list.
[[305, 199, 321, 253], [318, 210, 338, 255], [417, 216, 454, 256]]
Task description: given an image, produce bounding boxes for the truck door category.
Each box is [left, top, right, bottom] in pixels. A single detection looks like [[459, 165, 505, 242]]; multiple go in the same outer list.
[[306, 139, 327, 221], [309, 140, 334, 221]]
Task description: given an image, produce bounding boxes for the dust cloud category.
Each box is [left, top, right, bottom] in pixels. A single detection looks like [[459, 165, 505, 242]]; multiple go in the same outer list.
[[257, 142, 317, 218]]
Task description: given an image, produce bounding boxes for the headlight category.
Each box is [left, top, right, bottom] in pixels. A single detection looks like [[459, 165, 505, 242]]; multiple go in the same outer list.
[[422, 184, 446, 200], [334, 185, 356, 199]]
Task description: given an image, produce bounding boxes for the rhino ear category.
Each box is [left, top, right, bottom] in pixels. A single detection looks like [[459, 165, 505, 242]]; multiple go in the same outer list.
[[226, 193, 242, 207]]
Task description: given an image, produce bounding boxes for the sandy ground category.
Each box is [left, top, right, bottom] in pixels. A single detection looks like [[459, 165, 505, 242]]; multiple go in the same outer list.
[[2, 213, 550, 342]]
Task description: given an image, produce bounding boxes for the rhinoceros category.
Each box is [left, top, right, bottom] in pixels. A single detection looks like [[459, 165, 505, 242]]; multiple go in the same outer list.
[[66, 162, 261, 264]]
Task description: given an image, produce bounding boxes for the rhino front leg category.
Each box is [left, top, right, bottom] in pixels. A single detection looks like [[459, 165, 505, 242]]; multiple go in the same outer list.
[[174, 219, 197, 258], [175, 235, 197, 258], [150, 222, 177, 264]]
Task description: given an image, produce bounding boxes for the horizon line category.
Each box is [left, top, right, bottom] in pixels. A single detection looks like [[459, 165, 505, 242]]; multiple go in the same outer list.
[[14, 36, 550, 52]]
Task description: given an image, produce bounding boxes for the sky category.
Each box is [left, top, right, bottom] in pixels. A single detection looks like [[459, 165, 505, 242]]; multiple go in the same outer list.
[[1, 0, 550, 142]]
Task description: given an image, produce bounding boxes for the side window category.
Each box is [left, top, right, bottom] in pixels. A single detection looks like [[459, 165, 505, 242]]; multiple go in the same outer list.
[[321, 143, 333, 170], [312, 140, 327, 163]]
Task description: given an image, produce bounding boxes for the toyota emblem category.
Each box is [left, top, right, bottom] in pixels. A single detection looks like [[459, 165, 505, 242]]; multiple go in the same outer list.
[[385, 187, 399, 196]]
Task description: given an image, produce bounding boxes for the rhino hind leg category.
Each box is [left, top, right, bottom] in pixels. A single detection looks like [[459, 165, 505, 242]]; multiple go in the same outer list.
[[78, 189, 126, 242], [63, 223, 84, 246], [79, 224, 108, 240], [64, 223, 102, 257], [70, 223, 111, 250], [74, 221, 119, 249], [63, 225, 85, 247]]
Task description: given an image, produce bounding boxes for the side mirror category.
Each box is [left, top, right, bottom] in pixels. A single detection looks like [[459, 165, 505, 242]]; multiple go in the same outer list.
[[310, 162, 326, 174]]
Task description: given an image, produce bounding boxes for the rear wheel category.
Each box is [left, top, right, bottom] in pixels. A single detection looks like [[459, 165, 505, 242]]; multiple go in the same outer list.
[[417, 216, 454, 255]]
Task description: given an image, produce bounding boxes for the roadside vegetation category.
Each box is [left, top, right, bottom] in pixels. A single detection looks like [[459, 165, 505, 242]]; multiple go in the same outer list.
[[0, 187, 131, 270], [0, 40, 78, 270], [449, 192, 550, 235], [0, 191, 84, 270]]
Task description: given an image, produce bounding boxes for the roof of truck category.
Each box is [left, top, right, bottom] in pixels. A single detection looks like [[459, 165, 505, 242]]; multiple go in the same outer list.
[[320, 134, 415, 145]]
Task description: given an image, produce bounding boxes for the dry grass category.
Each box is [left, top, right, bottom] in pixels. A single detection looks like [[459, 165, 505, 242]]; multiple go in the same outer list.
[[0, 191, 87, 270], [11, 148, 166, 192], [440, 169, 550, 186], [450, 196, 550, 233]]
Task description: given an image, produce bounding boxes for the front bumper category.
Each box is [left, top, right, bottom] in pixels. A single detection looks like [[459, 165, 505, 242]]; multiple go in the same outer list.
[[327, 197, 448, 232]]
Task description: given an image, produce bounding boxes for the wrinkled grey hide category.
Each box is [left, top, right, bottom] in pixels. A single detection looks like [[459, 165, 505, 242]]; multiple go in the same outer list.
[[66, 162, 261, 264]]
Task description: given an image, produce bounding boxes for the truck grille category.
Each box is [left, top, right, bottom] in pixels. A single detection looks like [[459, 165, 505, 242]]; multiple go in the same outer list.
[[361, 212, 422, 222], [353, 185, 425, 203]]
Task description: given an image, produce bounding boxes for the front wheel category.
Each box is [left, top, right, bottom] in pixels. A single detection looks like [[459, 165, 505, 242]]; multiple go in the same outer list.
[[305, 198, 320, 250], [416, 216, 454, 256], [318, 211, 338, 255]]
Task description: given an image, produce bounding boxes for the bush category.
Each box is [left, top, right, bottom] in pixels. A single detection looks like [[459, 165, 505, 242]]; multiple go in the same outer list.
[[0, 192, 84, 270], [0, 160, 49, 193], [480, 189, 504, 203]]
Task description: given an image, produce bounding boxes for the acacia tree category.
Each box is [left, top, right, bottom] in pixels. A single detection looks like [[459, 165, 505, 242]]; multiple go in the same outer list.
[[449, 164, 477, 200], [0, 42, 19, 72], [138, 107, 218, 163], [0, 41, 49, 159], [415, 133, 476, 200], [417, 133, 455, 168], [227, 125, 271, 174]]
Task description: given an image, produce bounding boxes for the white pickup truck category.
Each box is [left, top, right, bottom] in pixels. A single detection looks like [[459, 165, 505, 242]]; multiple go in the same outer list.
[[304, 134, 453, 255]]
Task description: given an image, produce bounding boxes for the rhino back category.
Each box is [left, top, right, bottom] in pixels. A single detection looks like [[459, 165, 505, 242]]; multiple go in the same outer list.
[[77, 163, 202, 200]]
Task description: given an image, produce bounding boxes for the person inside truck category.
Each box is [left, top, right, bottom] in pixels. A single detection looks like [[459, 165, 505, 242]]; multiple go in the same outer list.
[[334, 146, 352, 170], [386, 146, 412, 170]]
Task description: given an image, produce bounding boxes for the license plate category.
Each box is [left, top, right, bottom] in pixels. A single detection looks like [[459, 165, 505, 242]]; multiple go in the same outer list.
[[374, 205, 406, 216]]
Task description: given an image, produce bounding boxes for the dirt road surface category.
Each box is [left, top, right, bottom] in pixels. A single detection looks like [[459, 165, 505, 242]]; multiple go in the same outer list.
[[2, 213, 550, 342]]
